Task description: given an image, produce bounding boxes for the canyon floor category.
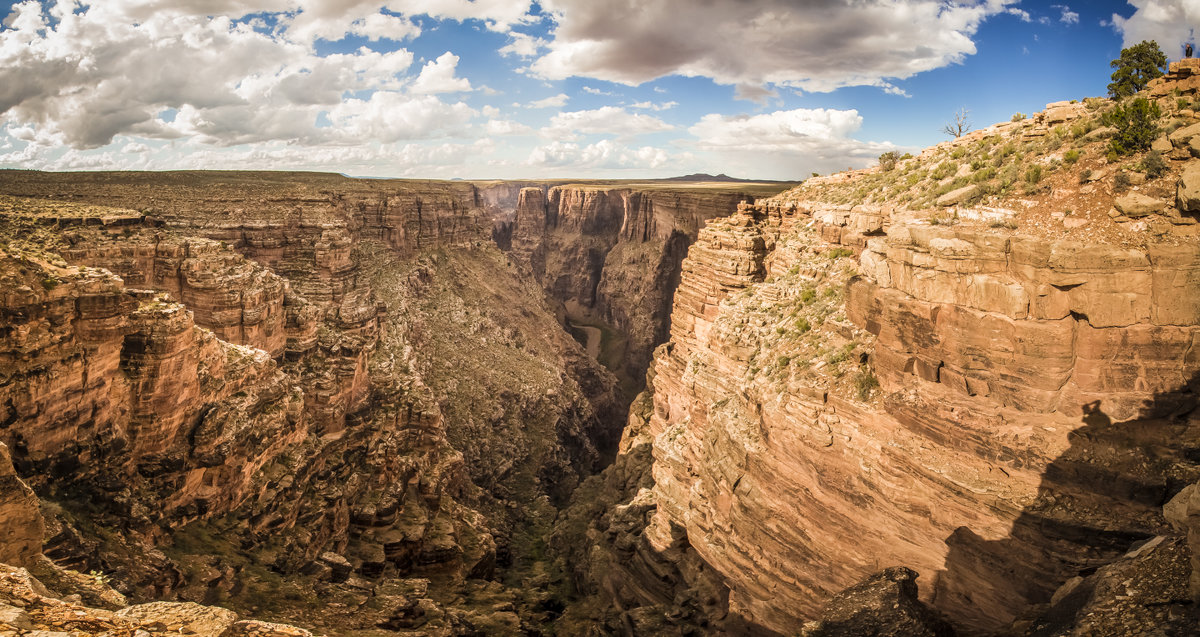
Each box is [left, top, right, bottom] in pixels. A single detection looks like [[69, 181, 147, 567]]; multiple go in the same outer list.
[[3, 66, 1200, 637]]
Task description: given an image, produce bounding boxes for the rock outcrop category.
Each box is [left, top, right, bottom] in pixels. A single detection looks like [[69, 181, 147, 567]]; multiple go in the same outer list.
[[0, 443, 42, 568], [802, 567, 955, 637], [573, 178, 1200, 633]]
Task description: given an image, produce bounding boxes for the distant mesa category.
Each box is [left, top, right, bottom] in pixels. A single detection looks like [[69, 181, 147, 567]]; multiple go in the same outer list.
[[664, 172, 795, 183]]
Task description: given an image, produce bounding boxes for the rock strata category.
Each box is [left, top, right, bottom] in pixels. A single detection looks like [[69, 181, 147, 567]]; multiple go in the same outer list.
[[507, 184, 772, 392], [572, 189, 1200, 634]]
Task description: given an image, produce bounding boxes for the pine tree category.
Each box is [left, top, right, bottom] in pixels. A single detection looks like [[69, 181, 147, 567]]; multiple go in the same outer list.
[[1108, 40, 1168, 98]]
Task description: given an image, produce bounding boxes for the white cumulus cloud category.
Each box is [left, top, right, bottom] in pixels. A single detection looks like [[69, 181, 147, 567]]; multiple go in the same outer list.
[[1111, 1, 1199, 53], [527, 138, 670, 170], [687, 107, 899, 178], [542, 106, 673, 140], [527, 93, 570, 108], [410, 52, 473, 94], [531, 0, 1021, 93], [0, 2, 479, 150]]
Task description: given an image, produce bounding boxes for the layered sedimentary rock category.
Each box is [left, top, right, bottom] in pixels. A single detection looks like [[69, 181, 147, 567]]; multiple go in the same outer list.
[[0, 443, 42, 568], [578, 192, 1200, 634], [0, 172, 619, 633], [0, 246, 303, 527], [508, 185, 765, 388]]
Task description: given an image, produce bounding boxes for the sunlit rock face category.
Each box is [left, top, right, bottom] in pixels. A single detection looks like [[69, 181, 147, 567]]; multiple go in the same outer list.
[[0, 172, 619, 630], [573, 196, 1200, 634]]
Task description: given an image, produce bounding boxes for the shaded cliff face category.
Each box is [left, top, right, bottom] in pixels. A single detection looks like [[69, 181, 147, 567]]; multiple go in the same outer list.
[[507, 184, 783, 396], [0, 172, 618, 632], [570, 193, 1200, 634]]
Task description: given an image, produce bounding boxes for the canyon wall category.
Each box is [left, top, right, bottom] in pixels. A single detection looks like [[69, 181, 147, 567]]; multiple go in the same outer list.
[[0, 172, 619, 632], [573, 198, 1200, 634], [507, 185, 763, 391]]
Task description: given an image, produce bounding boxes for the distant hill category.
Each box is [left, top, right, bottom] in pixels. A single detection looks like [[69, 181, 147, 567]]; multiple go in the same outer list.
[[664, 173, 797, 183]]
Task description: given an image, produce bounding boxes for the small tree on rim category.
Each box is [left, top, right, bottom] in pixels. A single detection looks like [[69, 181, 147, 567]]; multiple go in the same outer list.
[[942, 108, 970, 138], [1108, 40, 1167, 98]]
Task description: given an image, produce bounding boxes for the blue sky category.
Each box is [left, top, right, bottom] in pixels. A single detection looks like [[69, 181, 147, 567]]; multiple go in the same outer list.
[[0, 1, 1195, 180]]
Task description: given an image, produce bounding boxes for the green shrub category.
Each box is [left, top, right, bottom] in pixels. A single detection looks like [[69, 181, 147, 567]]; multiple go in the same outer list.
[[878, 151, 899, 171], [854, 370, 880, 401], [1114, 172, 1132, 191], [931, 161, 957, 180], [1063, 149, 1081, 164], [825, 247, 854, 259], [1069, 119, 1095, 139], [1079, 168, 1093, 184], [1011, 112, 1026, 122], [800, 287, 816, 304], [1139, 150, 1168, 178], [971, 167, 996, 183], [1103, 97, 1161, 155], [794, 318, 811, 333], [1025, 164, 1043, 184]]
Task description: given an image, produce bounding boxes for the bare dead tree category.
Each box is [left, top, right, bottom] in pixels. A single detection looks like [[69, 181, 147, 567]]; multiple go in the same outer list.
[[942, 107, 971, 138]]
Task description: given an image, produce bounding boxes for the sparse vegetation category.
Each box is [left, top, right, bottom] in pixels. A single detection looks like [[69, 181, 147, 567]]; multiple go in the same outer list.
[[1063, 149, 1081, 164], [1139, 150, 1168, 178], [1103, 97, 1161, 155], [1025, 165, 1043, 184], [854, 370, 880, 401], [1011, 113, 1025, 122], [878, 151, 899, 171], [1114, 171, 1133, 192]]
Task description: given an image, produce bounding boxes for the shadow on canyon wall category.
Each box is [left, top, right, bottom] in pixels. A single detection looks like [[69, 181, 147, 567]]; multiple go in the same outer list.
[[932, 369, 1200, 635]]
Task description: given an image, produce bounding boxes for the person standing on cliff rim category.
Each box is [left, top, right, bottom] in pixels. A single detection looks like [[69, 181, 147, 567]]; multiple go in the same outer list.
[[1187, 42, 1194, 58]]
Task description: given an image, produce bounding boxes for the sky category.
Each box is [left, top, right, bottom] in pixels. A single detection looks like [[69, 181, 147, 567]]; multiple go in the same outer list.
[[0, 1, 1196, 180]]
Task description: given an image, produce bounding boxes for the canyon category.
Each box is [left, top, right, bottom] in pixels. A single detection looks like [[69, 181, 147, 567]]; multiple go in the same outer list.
[[0, 171, 779, 634], [1, 79, 1200, 637]]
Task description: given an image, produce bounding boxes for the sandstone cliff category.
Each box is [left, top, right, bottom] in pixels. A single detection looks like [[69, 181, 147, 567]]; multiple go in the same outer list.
[[0, 172, 620, 634], [564, 85, 1200, 635]]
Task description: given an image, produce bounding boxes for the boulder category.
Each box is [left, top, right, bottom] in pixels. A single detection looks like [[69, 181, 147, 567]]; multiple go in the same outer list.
[[1084, 126, 1117, 142], [936, 185, 980, 207], [1177, 162, 1200, 212], [226, 620, 313, 637], [1168, 122, 1200, 147], [802, 567, 956, 637], [1113, 192, 1164, 217], [1152, 135, 1173, 153], [1042, 103, 1087, 125], [116, 602, 238, 637]]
